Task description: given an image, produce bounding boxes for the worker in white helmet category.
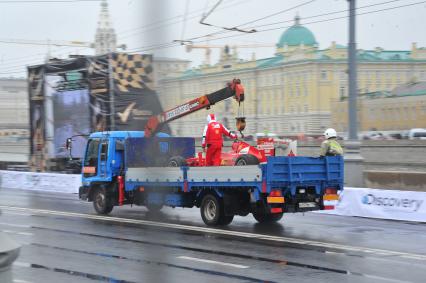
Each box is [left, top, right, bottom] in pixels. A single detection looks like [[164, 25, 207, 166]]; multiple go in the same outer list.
[[320, 128, 343, 156], [202, 113, 237, 166]]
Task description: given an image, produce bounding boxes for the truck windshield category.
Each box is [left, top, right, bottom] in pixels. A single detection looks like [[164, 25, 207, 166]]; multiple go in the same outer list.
[[84, 139, 100, 167]]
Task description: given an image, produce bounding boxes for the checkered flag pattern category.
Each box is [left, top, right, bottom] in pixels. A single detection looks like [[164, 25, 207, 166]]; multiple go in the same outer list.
[[112, 53, 154, 92]]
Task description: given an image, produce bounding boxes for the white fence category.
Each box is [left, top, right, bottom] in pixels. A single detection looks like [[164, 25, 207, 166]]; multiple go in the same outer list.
[[0, 170, 80, 194]]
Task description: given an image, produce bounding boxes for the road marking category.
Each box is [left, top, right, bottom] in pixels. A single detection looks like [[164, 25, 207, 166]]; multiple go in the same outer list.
[[14, 262, 31, 268], [178, 256, 249, 269], [2, 230, 33, 236], [14, 280, 33, 283], [350, 272, 414, 283], [0, 222, 31, 228], [1, 205, 425, 261]]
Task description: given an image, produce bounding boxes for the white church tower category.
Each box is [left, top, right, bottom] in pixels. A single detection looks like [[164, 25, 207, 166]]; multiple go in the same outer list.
[[94, 0, 117, 55]]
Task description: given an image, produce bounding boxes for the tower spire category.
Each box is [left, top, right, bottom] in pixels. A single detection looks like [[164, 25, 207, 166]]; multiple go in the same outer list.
[[294, 13, 301, 25], [94, 0, 117, 55]]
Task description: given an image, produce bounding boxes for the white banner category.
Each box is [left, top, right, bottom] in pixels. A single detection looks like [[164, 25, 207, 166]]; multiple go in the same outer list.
[[0, 170, 81, 194], [318, 187, 426, 222]]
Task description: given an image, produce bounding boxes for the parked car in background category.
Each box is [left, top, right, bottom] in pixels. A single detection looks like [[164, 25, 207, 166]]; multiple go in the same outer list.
[[408, 128, 426, 140]]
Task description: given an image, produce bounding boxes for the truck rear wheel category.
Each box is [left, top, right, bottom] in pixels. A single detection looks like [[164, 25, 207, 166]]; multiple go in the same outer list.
[[93, 188, 113, 215], [235, 154, 259, 166], [201, 194, 228, 226], [252, 212, 283, 223]]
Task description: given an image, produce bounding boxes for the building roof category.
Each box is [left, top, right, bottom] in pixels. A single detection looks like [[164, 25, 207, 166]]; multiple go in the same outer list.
[[357, 50, 412, 61], [391, 81, 426, 96], [180, 69, 202, 78], [256, 55, 284, 68], [359, 82, 426, 100], [277, 16, 317, 48]]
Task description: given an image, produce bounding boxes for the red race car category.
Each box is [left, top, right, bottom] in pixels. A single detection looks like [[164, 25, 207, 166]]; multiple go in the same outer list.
[[185, 140, 266, 167]]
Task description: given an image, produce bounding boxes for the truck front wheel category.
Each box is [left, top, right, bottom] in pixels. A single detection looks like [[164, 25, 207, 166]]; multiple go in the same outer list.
[[252, 212, 283, 223], [201, 194, 231, 226], [93, 188, 113, 215]]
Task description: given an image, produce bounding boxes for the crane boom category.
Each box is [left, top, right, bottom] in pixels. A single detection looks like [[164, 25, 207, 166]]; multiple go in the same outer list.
[[144, 79, 245, 137]]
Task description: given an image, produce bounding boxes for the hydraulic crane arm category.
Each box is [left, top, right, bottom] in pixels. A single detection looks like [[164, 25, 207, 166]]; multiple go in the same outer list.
[[144, 79, 245, 137]]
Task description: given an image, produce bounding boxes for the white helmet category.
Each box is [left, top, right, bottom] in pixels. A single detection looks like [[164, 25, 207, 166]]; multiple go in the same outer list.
[[324, 128, 337, 139], [206, 113, 216, 123]]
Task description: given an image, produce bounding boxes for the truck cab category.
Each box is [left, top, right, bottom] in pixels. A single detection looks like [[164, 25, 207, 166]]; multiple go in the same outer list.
[[81, 131, 146, 184], [79, 131, 142, 204], [78, 131, 195, 213]]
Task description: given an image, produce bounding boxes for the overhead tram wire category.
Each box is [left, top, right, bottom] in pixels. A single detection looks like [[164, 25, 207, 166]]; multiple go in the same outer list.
[[188, 0, 426, 44], [249, 0, 407, 29], [116, 0, 246, 39], [2, 0, 423, 70], [0, 46, 92, 72], [234, 0, 317, 29], [255, 0, 426, 34], [184, 0, 318, 42], [116, 0, 253, 41], [127, 0, 317, 51], [0, 0, 406, 66], [184, 0, 407, 42], [128, 0, 426, 54], [0, 0, 250, 68]]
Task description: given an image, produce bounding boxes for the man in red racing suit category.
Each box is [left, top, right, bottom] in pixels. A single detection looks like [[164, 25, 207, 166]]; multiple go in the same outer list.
[[202, 114, 237, 166]]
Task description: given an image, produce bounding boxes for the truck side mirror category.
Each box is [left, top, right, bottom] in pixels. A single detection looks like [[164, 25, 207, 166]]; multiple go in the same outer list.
[[66, 138, 72, 150], [66, 138, 73, 160]]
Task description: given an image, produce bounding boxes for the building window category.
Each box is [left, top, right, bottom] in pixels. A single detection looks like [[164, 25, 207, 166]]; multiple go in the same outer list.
[[321, 70, 327, 80], [339, 86, 346, 98], [304, 104, 308, 112]]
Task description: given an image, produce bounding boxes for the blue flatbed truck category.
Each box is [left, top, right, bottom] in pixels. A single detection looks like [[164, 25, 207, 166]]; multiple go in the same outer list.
[[78, 131, 344, 226]]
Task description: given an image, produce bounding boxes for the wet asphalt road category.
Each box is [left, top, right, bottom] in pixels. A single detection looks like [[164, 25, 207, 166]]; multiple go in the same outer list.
[[0, 188, 425, 283]]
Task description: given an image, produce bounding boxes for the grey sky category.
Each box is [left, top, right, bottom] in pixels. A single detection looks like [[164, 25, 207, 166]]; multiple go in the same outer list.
[[0, 0, 425, 78]]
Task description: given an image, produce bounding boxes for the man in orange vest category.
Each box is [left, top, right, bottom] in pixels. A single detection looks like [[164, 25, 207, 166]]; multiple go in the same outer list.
[[202, 114, 237, 166]]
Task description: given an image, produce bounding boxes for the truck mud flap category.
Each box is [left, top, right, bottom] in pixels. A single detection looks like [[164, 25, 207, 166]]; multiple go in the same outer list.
[[223, 193, 250, 216], [79, 186, 89, 200]]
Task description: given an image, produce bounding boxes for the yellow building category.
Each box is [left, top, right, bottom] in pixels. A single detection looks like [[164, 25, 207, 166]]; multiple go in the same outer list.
[[158, 16, 426, 137], [332, 82, 426, 133]]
